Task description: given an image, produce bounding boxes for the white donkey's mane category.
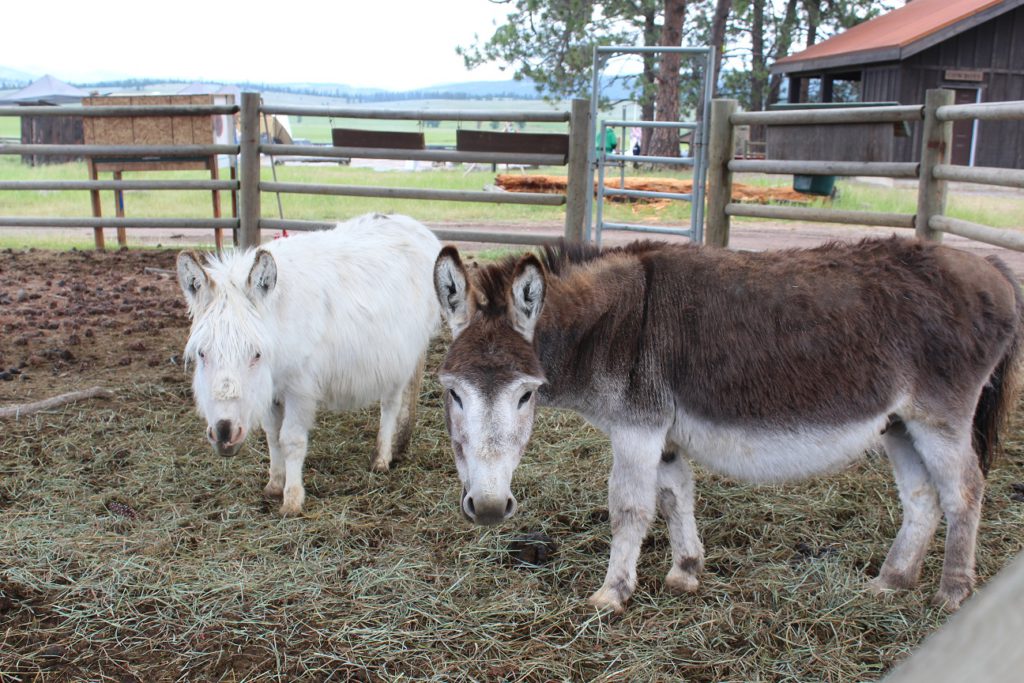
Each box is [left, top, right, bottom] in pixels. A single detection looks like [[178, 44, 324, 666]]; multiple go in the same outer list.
[[182, 249, 270, 367]]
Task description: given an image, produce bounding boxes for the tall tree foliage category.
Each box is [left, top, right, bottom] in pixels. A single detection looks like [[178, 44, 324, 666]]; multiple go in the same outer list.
[[459, 0, 904, 143]]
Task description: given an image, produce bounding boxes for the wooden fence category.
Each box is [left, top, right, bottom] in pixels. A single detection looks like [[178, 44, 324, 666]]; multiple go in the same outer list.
[[705, 89, 1024, 251], [0, 94, 591, 250], [0, 102, 240, 249]]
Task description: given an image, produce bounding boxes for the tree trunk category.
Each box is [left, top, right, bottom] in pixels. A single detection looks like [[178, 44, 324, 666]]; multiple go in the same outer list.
[[709, 0, 732, 92], [750, 0, 765, 112], [799, 0, 821, 102], [768, 0, 801, 105], [640, 7, 658, 155], [648, 0, 687, 158]]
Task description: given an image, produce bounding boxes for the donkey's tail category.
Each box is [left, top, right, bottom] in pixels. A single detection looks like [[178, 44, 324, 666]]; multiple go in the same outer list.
[[974, 257, 1024, 475]]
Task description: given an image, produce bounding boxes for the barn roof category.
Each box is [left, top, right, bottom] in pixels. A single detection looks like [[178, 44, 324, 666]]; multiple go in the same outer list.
[[773, 0, 1024, 75], [0, 74, 90, 104]]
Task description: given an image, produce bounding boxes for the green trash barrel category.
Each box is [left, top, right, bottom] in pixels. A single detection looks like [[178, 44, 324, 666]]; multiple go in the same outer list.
[[792, 174, 835, 196]]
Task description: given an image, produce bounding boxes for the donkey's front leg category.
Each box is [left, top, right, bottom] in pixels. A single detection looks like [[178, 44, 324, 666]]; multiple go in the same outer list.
[[589, 426, 665, 614], [278, 397, 316, 516]]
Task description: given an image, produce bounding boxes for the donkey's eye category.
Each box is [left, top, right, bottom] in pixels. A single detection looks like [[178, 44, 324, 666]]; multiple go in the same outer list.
[[254, 351, 262, 361], [197, 350, 206, 360], [518, 391, 533, 408], [449, 389, 463, 408]]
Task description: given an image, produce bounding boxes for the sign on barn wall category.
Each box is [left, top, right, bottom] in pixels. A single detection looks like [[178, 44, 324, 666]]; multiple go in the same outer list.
[[945, 70, 985, 82]]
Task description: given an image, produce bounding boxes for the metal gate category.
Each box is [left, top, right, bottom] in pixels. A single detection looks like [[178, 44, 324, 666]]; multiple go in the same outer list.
[[586, 45, 716, 246]]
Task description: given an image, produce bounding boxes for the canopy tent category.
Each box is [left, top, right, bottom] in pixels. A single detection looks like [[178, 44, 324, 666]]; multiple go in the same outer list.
[[0, 74, 89, 104]]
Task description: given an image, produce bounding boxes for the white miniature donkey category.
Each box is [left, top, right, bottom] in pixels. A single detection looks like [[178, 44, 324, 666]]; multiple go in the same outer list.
[[177, 213, 441, 515]]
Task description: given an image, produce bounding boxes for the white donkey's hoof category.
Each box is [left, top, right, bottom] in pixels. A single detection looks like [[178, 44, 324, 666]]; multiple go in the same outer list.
[[279, 486, 305, 517], [263, 481, 284, 500], [587, 587, 626, 615], [370, 457, 391, 473]]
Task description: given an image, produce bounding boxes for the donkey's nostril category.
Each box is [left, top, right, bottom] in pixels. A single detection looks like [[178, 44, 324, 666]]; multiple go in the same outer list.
[[465, 496, 476, 516], [505, 497, 515, 515]]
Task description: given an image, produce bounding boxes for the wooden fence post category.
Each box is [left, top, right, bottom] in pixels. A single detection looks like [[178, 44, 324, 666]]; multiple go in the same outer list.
[[915, 89, 954, 242], [705, 98, 738, 247], [239, 92, 261, 250], [564, 98, 591, 242]]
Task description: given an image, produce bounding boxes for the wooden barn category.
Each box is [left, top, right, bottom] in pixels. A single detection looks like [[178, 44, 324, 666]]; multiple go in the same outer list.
[[771, 0, 1024, 168], [0, 75, 89, 166]]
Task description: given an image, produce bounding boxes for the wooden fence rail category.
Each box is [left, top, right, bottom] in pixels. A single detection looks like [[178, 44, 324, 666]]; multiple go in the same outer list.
[[705, 88, 1024, 252], [0, 93, 592, 250]]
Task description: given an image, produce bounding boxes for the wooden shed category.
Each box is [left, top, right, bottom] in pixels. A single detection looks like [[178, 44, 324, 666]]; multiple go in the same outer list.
[[771, 0, 1024, 168], [0, 75, 90, 165]]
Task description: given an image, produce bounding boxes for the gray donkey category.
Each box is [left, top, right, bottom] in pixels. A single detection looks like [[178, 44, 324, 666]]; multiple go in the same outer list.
[[433, 237, 1023, 614]]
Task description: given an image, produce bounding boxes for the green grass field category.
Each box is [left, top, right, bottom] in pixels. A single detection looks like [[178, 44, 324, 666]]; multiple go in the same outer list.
[[0, 116, 17, 138]]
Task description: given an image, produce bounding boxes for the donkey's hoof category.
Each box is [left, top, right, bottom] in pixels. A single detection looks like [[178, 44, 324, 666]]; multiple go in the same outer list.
[[279, 502, 303, 517], [665, 566, 700, 594], [370, 457, 391, 474], [867, 577, 897, 597], [587, 588, 626, 615], [263, 482, 284, 500], [871, 565, 920, 594], [932, 582, 972, 611], [279, 487, 305, 517]]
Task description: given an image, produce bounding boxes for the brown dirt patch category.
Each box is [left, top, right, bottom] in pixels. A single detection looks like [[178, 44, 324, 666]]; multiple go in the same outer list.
[[0, 248, 189, 405]]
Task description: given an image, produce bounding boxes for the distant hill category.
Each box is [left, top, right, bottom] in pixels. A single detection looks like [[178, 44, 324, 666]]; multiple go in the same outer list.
[[0, 66, 638, 103], [0, 66, 35, 86]]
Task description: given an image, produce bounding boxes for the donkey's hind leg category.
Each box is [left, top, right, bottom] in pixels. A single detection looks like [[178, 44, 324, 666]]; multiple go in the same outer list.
[[371, 353, 426, 473], [871, 420, 942, 594], [905, 419, 985, 610], [658, 451, 705, 594], [371, 385, 404, 473], [394, 352, 426, 457], [263, 399, 287, 499]]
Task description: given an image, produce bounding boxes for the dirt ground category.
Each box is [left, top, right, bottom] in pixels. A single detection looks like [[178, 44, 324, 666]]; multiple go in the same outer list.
[[0, 248, 189, 405]]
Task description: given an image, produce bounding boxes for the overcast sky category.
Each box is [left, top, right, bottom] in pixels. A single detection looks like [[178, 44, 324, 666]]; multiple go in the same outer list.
[[2, 0, 516, 90]]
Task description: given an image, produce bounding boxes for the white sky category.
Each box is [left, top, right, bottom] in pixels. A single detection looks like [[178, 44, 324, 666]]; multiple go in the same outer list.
[[2, 0, 516, 90]]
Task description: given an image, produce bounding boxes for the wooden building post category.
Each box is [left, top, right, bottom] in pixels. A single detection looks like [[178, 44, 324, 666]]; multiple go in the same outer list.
[[705, 99, 738, 247], [564, 98, 591, 242], [238, 92, 262, 250], [916, 88, 954, 242], [87, 159, 105, 250]]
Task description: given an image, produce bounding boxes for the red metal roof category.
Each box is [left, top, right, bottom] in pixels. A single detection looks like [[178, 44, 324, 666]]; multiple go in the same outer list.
[[774, 0, 1019, 73]]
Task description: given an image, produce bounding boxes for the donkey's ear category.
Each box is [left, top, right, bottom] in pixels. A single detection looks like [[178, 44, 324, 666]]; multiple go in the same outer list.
[[246, 250, 278, 302], [434, 246, 474, 337], [176, 251, 211, 312], [509, 253, 545, 342]]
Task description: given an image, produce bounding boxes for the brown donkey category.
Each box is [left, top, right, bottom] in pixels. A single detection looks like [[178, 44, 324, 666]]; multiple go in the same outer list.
[[433, 237, 1023, 614]]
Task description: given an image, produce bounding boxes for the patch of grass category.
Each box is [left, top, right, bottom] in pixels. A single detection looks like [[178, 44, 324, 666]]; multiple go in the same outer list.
[[2, 331, 1024, 680], [0, 116, 18, 139]]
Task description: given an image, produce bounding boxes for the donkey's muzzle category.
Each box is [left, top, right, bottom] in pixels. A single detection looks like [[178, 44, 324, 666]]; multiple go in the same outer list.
[[462, 486, 517, 526], [208, 420, 244, 457]]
